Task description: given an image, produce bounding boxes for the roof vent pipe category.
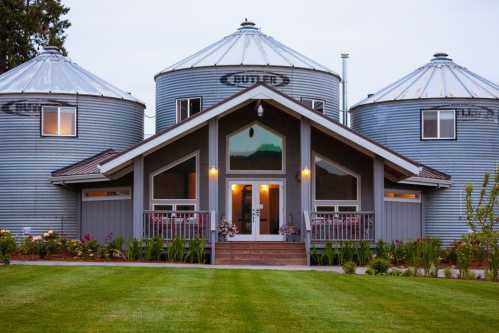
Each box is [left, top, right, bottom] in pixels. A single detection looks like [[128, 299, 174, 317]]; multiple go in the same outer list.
[[341, 53, 349, 126]]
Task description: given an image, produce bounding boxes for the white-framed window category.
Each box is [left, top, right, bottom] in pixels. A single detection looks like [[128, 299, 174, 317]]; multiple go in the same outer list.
[[421, 109, 456, 140], [41, 106, 77, 137], [150, 151, 199, 211], [226, 121, 285, 174], [384, 189, 421, 203], [312, 153, 361, 211], [82, 187, 131, 201], [176, 97, 202, 123], [301, 98, 325, 113]]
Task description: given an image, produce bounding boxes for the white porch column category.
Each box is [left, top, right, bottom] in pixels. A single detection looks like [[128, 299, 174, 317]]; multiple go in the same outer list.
[[300, 119, 312, 217], [373, 156, 385, 241], [133, 157, 144, 239], [208, 119, 219, 214]]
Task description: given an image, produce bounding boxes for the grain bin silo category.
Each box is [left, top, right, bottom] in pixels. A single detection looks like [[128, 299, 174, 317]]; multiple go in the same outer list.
[[155, 19, 340, 131], [0, 46, 145, 239], [350, 52, 499, 244]]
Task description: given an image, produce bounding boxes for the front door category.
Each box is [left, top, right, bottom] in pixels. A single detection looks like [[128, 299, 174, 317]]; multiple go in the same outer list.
[[227, 180, 284, 241]]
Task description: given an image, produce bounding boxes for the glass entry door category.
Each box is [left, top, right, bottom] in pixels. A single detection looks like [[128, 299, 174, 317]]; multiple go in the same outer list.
[[228, 180, 284, 241]]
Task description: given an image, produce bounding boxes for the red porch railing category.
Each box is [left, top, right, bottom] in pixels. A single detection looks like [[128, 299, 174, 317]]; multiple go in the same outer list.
[[309, 211, 375, 242], [143, 211, 211, 241]]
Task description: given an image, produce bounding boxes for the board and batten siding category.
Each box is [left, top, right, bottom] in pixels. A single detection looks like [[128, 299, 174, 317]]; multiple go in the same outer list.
[[384, 201, 422, 241], [351, 98, 499, 245], [0, 94, 144, 239], [155, 66, 340, 131]]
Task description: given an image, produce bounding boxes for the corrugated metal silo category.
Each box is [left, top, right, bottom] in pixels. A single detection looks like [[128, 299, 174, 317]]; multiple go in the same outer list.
[[351, 53, 499, 244]]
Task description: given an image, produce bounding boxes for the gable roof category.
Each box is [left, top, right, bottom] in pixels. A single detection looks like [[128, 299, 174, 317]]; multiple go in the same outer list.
[[99, 83, 422, 176]]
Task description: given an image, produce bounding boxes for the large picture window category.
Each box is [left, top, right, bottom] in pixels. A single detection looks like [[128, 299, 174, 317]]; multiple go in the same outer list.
[[41, 106, 76, 137], [313, 153, 360, 211], [150, 152, 198, 210], [227, 122, 284, 173], [421, 110, 456, 140]]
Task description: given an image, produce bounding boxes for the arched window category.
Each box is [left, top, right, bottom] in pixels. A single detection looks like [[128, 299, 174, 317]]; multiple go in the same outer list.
[[150, 152, 198, 211], [227, 122, 284, 173], [313, 153, 360, 212]]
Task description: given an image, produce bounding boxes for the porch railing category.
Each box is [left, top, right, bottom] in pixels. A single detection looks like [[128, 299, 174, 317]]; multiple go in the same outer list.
[[310, 211, 375, 242], [143, 210, 211, 241]]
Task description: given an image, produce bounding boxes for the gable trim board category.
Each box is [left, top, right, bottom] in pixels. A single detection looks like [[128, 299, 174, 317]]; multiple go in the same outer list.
[[99, 84, 422, 176]]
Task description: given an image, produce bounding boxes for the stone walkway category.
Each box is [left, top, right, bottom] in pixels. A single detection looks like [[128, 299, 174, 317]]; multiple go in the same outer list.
[[9, 260, 486, 278]]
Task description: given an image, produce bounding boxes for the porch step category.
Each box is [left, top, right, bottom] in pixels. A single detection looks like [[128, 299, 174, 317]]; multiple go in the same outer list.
[[215, 242, 307, 265]]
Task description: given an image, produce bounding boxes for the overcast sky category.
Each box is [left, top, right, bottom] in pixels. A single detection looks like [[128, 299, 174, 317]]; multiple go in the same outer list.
[[63, 0, 499, 136]]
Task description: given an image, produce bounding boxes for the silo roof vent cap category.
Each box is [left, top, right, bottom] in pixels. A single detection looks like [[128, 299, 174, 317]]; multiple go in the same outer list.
[[432, 52, 452, 62], [239, 18, 258, 30], [41, 46, 62, 54]]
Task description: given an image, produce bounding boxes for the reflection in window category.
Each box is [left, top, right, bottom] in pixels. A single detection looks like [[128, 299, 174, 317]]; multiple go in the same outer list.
[[42, 106, 76, 137], [228, 123, 284, 172], [422, 110, 455, 139], [314, 156, 358, 201], [153, 156, 196, 200], [82, 187, 131, 201], [301, 98, 325, 113], [176, 97, 202, 122]]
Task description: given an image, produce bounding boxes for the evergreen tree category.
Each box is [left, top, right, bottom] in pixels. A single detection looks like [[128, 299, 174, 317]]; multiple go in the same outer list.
[[0, 0, 71, 74]]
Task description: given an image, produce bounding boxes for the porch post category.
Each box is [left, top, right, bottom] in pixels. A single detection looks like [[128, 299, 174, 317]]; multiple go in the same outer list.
[[300, 119, 312, 236], [208, 119, 219, 264], [373, 156, 385, 241], [133, 157, 144, 240]]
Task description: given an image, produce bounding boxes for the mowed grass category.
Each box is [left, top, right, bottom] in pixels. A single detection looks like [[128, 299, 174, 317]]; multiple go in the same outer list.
[[0, 266, 498, 333]]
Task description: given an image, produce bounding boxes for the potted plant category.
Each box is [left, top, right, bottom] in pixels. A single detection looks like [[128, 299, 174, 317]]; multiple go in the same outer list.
[[218, 218, 238, 241], [279, 224, 299, 242]]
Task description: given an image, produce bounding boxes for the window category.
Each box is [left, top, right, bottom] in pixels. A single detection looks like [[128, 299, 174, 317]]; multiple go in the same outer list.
[[384, 190, 421, 203], [176, 97, 201, 122], [421, 110, 455, 140], [313, 153, 361, 211], [82, 187, 131, 201], [42, 106, 76, 137], [151, 152, 198, 210], [227, 122, 284, 173], [301, 98, 325, 113]]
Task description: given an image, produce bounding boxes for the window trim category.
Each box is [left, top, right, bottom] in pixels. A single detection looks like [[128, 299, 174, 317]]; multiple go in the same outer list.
[[421, 109, 456, 140], [384, 189, 421, 203], [300, 97, 326, 113], [149, 151, 200, 210], [41, 105, 77, 137], [312, 152, 362, 209], [314, 204, 359, 212], [82, 187, 131, 201], [175, 97, 203, 123], [226, 121, 286, 174], [152, 203, 197, 211]]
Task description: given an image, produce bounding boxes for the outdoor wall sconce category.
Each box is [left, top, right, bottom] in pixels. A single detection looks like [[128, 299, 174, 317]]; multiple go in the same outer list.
[[301, 167, 311, 177], [209, 167, 218, 176]]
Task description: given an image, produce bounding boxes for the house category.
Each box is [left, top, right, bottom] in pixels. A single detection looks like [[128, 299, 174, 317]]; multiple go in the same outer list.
[[1, 20, 497, 265]]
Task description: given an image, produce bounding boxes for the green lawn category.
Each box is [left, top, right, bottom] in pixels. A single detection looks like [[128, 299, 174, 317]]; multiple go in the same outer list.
[[0, 266, 498, 333]]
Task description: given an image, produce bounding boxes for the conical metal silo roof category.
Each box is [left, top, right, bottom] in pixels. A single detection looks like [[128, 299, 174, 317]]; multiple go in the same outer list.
[[0, 46, 144, 104], [352, 53, 499, 108], [158, 19, 336, 75]]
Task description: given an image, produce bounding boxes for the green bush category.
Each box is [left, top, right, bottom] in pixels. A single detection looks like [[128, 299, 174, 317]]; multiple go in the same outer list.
[[340, 241, 355, 263], [126, 239, 142, 261], [365, 267, 375, 275], [0, 229, 16, 264], [390, 240, 405, 266], [375, 240, 389, 259], [368, 257, 391, 275], [168, 238, 185, 262], [185, 239, 206, 264], [342, 261, 357, 274], [444, 266, 453, 279], [389, 268, 403, 276], [405, 240, 419, 268], [321, 241, 334, 265], [145, 237, 163, 261], [356, 240, 371, 266]]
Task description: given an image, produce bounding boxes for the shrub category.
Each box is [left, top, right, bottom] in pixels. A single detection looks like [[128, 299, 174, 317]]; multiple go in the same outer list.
[[389, 268, 403, 276], [185, 239, 206, 263], [463, 270, 476, 280], [368, 257, 391, 275], [356, 240, 371, 266], [455, 237, 473, 279], [342, 261, 357, 274], [79, 233, 99, 259], [420, 238, 441, 276], [340, 241, 355, 263], [390, 240, 405, 266], [321, 241, 334, 265], [21, 236, 35, 255], [311, 246, 322, 265], [145, 237, 163, 261], [405, 240, 419, 268], [0, 229, 16, 264], [102, 235, 125, 259], [126, 239, 142, 261], [375, 240, 389, 259], [168, 238, 185, 262], [365, 267, 375, 275]]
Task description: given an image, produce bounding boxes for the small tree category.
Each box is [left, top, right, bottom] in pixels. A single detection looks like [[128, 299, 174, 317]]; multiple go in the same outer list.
[[465, 166, 499, 280]]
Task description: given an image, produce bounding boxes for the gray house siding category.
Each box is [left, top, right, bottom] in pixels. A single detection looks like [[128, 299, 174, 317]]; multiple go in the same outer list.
[[155, 66, 340, 132], [0, 94, 144, 239], [352, 98, 499, 244], [82, 199, 132, 244], [384, 201, 422, 241]]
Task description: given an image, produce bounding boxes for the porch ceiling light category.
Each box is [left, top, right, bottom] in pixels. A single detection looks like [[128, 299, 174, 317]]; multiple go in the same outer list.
[[257, 104, 264, 117], [260, 184, 269, 192], [231, 184, 239, 192]]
